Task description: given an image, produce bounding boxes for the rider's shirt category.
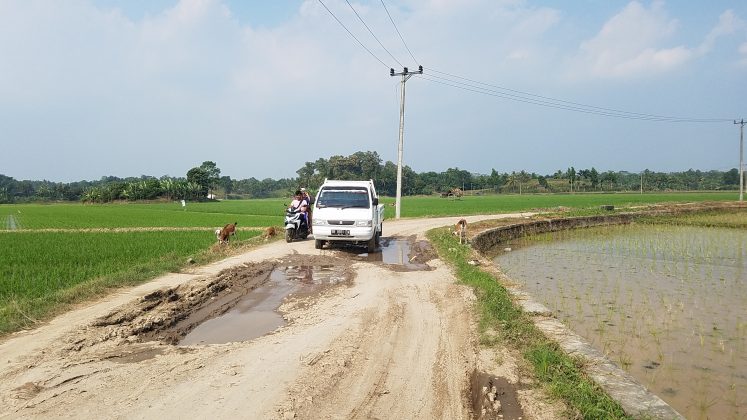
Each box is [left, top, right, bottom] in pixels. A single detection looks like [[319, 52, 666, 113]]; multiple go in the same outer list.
[[290, 198, 308, 212]]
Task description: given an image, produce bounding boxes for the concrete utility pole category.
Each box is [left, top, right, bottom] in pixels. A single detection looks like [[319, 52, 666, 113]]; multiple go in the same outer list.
[[390, 65, 423, 219], [736, 119, 745, 202]]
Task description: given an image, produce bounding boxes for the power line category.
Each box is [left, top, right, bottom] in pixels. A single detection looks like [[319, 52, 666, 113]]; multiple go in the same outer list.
[[420, 73, 679, 121], [345, 0, 403, 67], [380, 0, 418, 64], [317, 0, 390, 69], [417, 70, 733, 123]]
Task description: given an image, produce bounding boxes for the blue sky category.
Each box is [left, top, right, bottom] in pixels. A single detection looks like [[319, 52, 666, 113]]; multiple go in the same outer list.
[[1, 0, 745, 182]]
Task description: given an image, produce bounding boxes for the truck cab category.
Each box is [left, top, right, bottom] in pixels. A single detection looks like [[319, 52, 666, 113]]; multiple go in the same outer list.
[[312, 179, 384, 252]]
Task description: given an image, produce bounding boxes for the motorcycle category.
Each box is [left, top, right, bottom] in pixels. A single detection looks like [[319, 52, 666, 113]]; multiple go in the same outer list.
[[284, 208, 309, 242]]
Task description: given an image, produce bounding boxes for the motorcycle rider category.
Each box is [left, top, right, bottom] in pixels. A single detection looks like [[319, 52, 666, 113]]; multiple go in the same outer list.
[[289, 190, 309, 229], [300, 187, 313, 232]]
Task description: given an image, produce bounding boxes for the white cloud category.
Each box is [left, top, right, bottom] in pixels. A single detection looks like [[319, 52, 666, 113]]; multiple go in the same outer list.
[[739, 41, 747, 67], [570, 1, 694, 79], [697, 9, 745, 54], [568, 2, 747, 80]]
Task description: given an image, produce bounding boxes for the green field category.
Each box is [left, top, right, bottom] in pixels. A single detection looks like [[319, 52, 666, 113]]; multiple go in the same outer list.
[[382, 191, 738, 218], [0, 230, 261, 334], [0, 200, 286, 229], [1, 192, 738, 229], [0, 191, 741, 336]]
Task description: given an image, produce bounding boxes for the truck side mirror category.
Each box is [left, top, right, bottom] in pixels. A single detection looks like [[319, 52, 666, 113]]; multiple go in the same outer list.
[[372, 197, 379, 205]]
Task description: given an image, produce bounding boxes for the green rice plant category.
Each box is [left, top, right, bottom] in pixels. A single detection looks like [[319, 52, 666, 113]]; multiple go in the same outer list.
[[0, 229, 261, 334], [639, 209, 747, 230], [0, 202, 283, 230], [492, 218, 747, 419]]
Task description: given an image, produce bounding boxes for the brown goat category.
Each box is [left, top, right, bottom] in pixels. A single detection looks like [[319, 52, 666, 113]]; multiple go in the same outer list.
[[217, 222, 238, 244]]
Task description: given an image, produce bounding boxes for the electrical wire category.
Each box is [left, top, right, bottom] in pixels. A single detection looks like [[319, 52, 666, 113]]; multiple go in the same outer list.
[[426, 67, 732, 122], [415, 73, 732, 123], [317, 0, 390, 69], [345, 0, 403, 67], [417, 69, 733, 123], [381, 0, 419, 65]]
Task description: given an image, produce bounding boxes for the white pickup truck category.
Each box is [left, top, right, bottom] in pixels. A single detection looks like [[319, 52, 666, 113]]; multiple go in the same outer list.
[[312, 179, 384, 252]]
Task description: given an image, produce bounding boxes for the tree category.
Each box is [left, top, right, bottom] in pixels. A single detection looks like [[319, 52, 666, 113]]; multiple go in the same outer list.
[[601, 171, 618, 190], [589, 167, 599, 189], [538, 176, 549, 190], [504, 172, 519, 193], [199, 161, 221, 196], [566, 167, 576, 192], [296, 162, 315, 188], [488, 169, 503, 192], [723, 168, 739, 185], [219, 176, 233, 199], [517, 171, 531, 195], [187, 167, 210, 199]]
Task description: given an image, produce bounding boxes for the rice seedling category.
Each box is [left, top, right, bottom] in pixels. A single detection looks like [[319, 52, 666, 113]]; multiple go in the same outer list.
[[493, 210, 747, 419]]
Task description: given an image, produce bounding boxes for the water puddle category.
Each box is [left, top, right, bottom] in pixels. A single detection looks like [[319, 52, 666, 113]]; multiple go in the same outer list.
[[342, 237, 434, 270], [470, 371, 524, 419], [179, 265, 347, 345]]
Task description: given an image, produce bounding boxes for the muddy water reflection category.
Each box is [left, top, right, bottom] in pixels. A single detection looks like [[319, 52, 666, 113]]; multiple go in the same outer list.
[[350, 238, 431, 270], [493, 224, 747, 419], [179, 265, 346, 345]]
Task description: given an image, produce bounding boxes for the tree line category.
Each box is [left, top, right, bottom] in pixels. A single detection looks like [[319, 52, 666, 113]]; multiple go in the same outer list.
[[0, 151, 743, 203]]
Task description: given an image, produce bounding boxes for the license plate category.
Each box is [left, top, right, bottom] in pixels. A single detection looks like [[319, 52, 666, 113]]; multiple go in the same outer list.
[[331, 229, 350, 236]]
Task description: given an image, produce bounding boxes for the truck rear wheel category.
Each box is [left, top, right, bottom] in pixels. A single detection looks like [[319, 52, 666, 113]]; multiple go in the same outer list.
[[375, 228, 381, 247]]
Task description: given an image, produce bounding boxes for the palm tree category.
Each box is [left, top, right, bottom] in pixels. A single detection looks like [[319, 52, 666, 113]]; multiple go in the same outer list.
[[504, 172, 519, 193]]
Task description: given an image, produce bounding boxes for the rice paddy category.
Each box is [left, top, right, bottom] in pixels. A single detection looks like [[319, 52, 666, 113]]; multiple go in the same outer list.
[[493, 215, 747, 419], [0, 201, 278, 335]]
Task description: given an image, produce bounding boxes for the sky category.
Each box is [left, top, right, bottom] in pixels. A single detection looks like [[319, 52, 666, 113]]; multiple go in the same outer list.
[[1, 0, 746, 182]]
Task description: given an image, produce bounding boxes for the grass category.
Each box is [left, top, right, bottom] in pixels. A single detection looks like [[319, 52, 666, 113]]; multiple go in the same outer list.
[[0, 230, 262, 335], [427, 227, 631, 419]]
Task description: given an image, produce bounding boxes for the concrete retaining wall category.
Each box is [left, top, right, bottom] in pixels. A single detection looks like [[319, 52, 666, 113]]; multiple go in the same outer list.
[[472, 211, 690, 418], [471, 213, 635, 253]]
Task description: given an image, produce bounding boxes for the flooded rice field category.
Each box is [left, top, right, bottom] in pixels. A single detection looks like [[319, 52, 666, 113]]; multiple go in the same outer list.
[[493, 224, 747, 419]]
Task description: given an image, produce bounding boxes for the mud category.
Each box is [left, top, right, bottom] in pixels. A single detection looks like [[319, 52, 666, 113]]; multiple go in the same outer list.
[[67, 254, 352, 349], [471, 371, 525, 420], [334, 235, 437, 271], [180, 264, 350, 345]]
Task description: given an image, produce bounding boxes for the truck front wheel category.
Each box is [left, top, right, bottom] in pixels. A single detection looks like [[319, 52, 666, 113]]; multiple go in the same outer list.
[[315, 239, 323, 249], [367, 236, 376, 253]]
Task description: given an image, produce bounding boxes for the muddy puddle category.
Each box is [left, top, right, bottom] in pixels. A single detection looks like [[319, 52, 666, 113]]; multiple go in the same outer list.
[[180, 265, 348, 345], [332, 236, 435, 271], [84, 255, 352, 349], [470, 370, 524, 419]]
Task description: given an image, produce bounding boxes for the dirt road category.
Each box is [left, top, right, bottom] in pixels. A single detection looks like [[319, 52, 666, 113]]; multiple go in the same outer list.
[[0, 213, 559, 419]]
